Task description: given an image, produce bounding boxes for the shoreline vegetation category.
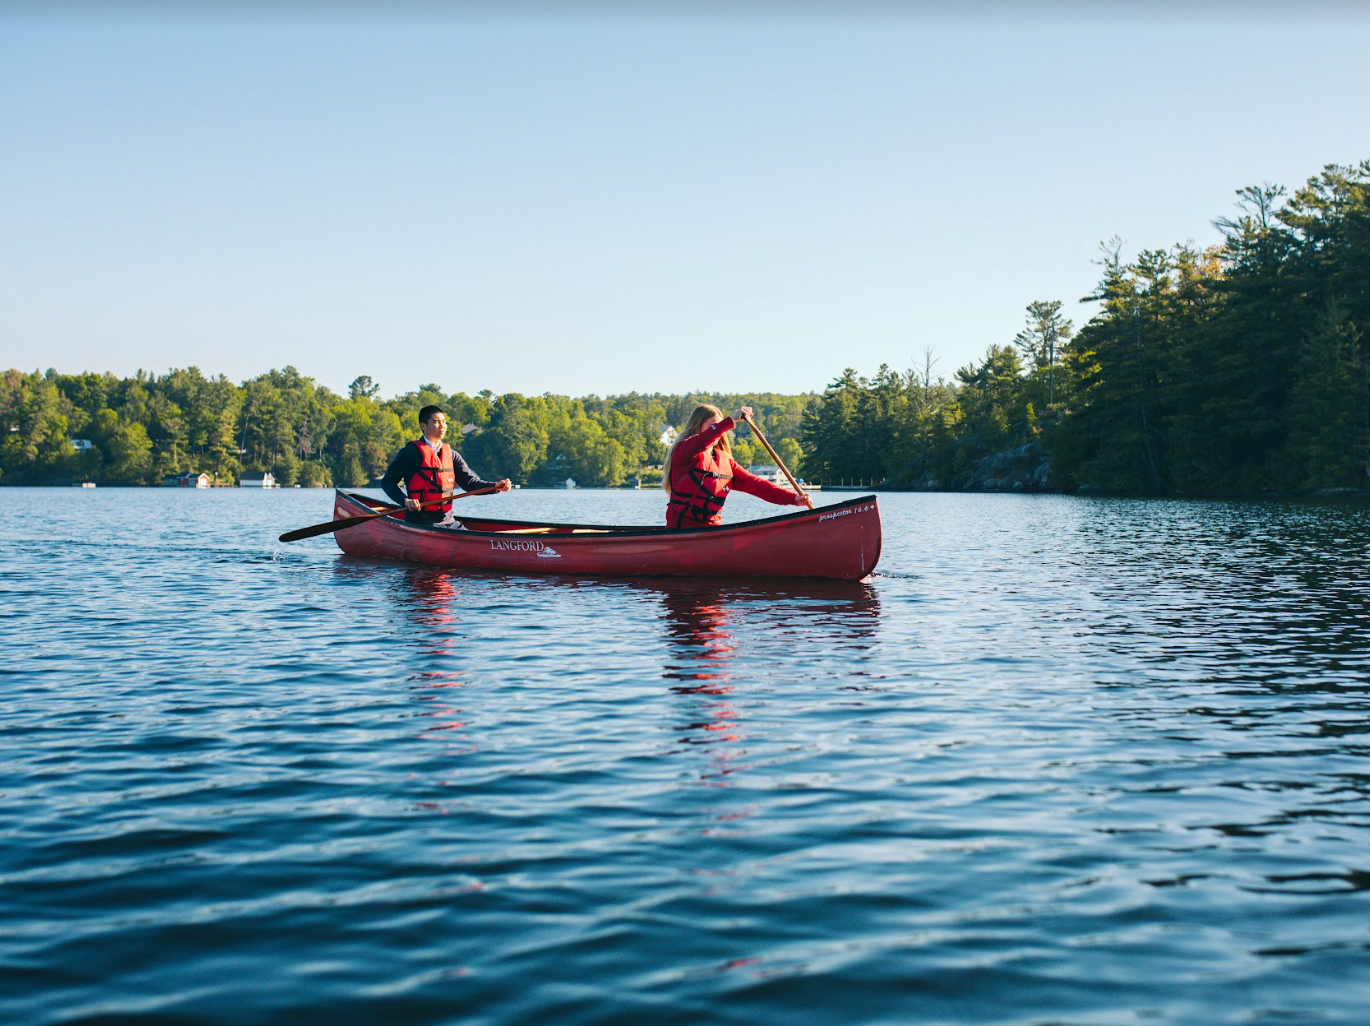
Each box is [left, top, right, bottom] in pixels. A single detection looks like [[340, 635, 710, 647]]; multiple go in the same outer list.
[[4, 160, 1367, 497], [799, 160, 1370, 498], [0, 370, 813, 491]]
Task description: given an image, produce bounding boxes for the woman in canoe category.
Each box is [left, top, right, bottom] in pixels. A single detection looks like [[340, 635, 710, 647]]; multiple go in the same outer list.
[[664, 404, 811, 529]]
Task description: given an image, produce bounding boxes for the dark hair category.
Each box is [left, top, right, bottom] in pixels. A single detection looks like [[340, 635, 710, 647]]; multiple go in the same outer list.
[[418, 405, 445, 425]]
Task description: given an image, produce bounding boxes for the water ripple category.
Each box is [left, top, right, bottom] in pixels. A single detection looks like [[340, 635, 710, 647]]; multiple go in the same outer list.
[[2, 490, 1369, 1024]]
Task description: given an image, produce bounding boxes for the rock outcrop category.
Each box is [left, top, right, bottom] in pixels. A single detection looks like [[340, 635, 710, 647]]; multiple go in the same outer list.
[[955, 443, 1051, 492]]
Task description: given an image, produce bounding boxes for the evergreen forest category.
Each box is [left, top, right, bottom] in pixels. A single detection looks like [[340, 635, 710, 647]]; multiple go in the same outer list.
[[803, 161, 1370, 494], [3, 160, 1367, 494]]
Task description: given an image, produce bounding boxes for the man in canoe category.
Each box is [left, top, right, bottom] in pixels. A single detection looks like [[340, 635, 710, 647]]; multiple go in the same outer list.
[[663, 404, 810, 529], [380, 405, 511, 526]]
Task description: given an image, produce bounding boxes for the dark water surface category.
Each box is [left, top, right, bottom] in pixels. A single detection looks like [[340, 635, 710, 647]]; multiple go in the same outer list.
[[3, 487, 1369, 1025]]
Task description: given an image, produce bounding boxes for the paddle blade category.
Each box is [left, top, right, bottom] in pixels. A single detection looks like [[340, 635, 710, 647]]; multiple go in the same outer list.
[[279, 511, 386, 542]]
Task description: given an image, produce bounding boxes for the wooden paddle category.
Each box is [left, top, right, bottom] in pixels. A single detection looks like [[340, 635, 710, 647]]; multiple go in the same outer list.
[[278, 485, 499, 543], [740, 413, 814, 510]]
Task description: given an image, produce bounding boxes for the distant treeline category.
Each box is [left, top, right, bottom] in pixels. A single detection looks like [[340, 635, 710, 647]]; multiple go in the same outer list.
[[0, 366, 809, 488], [5, 160, 1366, 494], [804, 160, 1370, 493]]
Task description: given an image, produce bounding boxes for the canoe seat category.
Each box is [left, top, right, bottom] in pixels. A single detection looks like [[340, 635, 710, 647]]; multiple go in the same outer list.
[[499, 527, 610, 535]]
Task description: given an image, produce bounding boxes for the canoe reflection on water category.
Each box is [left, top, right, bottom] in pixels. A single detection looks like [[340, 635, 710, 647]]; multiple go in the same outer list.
[[643, 579, 881, 787], [385, 569, 474, 743], [650, 577, 882, 688], [333, 560, 882, 752]]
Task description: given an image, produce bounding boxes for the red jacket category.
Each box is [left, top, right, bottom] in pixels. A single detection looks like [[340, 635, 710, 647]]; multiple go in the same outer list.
[[666, 417, 798, 528]]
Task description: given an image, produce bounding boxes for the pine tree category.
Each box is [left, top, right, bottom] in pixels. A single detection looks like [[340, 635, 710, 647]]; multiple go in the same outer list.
[[1013, 300, 1073, 407]]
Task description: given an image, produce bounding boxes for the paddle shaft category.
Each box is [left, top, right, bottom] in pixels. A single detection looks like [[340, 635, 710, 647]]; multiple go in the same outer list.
[[278, 485, 499, 543], [741, 414, 812, 509]]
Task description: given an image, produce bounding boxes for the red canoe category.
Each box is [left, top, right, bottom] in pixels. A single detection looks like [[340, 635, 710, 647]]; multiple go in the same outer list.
[[330, 490, 882, 580]]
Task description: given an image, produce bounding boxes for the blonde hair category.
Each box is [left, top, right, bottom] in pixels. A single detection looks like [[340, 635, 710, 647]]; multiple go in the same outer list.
[[662, 404, 732, 491]]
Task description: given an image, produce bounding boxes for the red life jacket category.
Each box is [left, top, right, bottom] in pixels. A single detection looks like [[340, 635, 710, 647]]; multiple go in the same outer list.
[[407, 439, 456, 515], [667, 446, 734, 528]]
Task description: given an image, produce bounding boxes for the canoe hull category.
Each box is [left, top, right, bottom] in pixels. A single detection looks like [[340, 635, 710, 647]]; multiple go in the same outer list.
[[331, 491, 882, 580]]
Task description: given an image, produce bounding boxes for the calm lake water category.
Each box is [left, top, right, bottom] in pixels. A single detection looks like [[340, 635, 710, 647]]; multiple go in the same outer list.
[[3, 486, 1369, 1025]]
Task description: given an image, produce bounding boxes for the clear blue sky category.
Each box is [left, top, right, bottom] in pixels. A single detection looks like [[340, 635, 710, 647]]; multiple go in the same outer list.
[[3, 3, 1368, 399]]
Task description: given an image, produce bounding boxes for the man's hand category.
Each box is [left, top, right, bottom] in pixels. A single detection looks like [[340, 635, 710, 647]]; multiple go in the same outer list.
[[405, 497, 421, 510], [796, 492, 814, 509], [736, 405, 754, 422], [495, 479, 513, 492]]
